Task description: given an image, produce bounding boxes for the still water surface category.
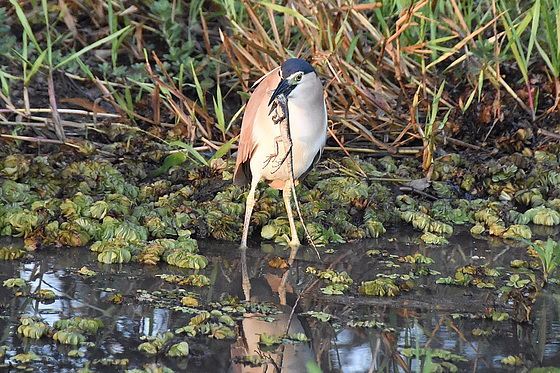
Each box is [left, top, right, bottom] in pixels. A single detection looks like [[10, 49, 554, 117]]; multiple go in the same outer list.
[[0, 226, 559, 372]]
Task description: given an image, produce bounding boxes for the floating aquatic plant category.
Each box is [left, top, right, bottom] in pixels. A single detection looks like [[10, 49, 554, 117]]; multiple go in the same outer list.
[[167, 341, 189, 357], [0, 245, 26, 260], [258, 333, 281, 346], [347, 317, 385, 329], [138, 332, 174, 355], [524, 206, 560, 226], [181, 296, 199, 307], [62, 160, 139, 199], [35, 289, 56, 302], [18, 317, 49, 339], [12, 352, 41, 363], [163, 274, 210, 287], [400, 210, 453, 235], [91, 239, 135, 264], [164, 251, 207, 269], [53, 330, 87, 345], [55, 317, 105, 334], [300, 311, 333, 323], [359, 278, 400, 297], [307, 267, 353, 295], [420, 232, 449, 244], [437, 265, 499, 288], [3, 277, 26, 289], [1, 154, 30, 180]]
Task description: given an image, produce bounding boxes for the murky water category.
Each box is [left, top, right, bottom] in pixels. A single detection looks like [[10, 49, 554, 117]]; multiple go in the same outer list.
[[0, 226, 559, 372]]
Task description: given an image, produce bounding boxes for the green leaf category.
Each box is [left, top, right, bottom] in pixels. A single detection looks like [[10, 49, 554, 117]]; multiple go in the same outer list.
[[149, 151, 187, 178], [54, 25, 133, 70], [9, 0, 42, 53], [260, 2, 319, 29], [259, 333, 281, 346], [169, 141, 209, 167], [167, 341, 189, 357], [209, 135, 238, 161]]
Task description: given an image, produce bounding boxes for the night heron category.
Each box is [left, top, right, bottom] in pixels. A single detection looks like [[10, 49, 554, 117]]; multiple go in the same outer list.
[[233, 58, 327, 248]]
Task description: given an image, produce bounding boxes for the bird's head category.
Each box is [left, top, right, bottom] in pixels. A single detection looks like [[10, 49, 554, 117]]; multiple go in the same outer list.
[[268, 58, 317, 106]]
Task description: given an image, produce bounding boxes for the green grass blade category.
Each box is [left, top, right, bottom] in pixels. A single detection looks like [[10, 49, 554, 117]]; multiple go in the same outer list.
[[24, 50, 47, 86], [213, 84, 225, 136], [260, 2, 318, 29], [0, 71, 10, 97], [9, 0, 42, 53], [169, 140, 210, 167], [41, 0, 52, 66], [209, 135, 237, 161], [149, 151, 188, 178], [190, 61, 206, 108], [54, 25, 132, 70]]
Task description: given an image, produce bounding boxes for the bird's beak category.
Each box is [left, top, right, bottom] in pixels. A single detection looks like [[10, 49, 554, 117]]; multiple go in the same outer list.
[[268, 78, 295, 106]]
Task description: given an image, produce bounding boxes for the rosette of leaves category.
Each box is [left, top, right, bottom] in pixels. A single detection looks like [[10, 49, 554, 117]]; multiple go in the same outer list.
[[35, 289, 56, 303], [258, 333, 281, 346], [306, 223, 344, 246], [524, 206, 560, 226], [61, 160, 138, 199], [201, 208, 241, 241], [57, 221, 92, 246], [138, 180, 173, 204], [400, 210, 453, 235], [430, 200, 473, 225], [1, 154, 30, 180], [261, 217, 295, 244], [97, 216, 148, 241], [59, 193, 93, 218], [137, 240, 168, 265], [1, 180, 41, 204], [53, 329, 87, 345], [169, 274, 210, 287], [90, 238, 143, 264], [0, 245, 27, 260], [138, 332, 174, 355], [165, 249, 207, 269], [18, 317, 49, 339], [167, 341, 189, 357], [175, 310, 236, 340], [359, 278, 400, 296], [2, 209, 40, 238], [399, 253, 435, 274], [163, 238, 207, 269], [258, 332, 308, 347], [316, 176, 369, 202], [362, 207, 386, 238], [436, 265, 499, 288], [306, 267, 353, 295], [3, 277, 26, 289], [55, 317, 105, 334], [328, 209, 363, 239]]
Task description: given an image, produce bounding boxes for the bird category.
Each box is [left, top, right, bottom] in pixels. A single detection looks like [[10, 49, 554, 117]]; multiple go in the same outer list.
[[233, 58, 327, 248]]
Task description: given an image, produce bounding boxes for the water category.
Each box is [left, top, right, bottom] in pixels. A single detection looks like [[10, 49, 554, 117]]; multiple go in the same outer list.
[[0, 226, 559, 372]]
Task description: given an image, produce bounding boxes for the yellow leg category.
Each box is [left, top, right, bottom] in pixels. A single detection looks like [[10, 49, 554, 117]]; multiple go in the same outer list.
[[240, 246, 251, 301], [240, 181, 257, 248], [283, 180, 300, 247]]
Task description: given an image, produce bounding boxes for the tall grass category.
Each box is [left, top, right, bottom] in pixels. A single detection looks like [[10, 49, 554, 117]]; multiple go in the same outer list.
[[0, 0, 558, 168]]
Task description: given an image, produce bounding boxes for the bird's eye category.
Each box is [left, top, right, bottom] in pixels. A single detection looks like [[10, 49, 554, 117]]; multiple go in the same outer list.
[[294, 73, 303, 82]]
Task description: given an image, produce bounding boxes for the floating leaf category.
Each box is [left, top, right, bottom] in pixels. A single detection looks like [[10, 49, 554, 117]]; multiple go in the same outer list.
[[359, 279, 400, 296], [259, 333, 281, 346], [167, 341, 189, 357]]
